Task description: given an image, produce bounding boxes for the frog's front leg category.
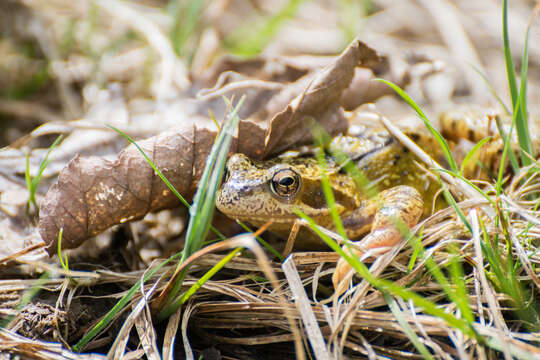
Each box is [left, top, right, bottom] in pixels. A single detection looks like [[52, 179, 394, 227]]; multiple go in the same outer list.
[[332, 185, 423, 294]]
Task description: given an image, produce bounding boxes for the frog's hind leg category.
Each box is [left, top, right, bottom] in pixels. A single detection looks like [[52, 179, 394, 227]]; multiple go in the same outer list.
[[332, 185, 423, 295]]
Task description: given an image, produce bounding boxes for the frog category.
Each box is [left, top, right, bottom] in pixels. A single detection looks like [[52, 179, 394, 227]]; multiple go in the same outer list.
[[216, 121, 441, 293], [439, 106, 540, 179], [216, 106, 539, 293]]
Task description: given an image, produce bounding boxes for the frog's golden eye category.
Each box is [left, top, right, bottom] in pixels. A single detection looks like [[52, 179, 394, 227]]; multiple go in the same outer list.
[[270, 169, 301, 199]]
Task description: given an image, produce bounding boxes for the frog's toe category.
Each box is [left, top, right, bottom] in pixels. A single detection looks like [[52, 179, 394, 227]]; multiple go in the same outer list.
[[333, 256, 354, 295]]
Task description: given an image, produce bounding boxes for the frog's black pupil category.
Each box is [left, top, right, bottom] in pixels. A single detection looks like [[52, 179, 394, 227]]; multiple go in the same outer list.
[[279, 177, 295, 186]]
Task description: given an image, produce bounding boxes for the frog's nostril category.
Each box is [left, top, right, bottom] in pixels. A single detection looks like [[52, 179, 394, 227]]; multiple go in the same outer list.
[[229, 153, 251, 168]]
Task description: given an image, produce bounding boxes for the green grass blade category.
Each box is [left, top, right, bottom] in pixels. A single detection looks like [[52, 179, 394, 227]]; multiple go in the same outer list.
[[407, 231, 423, 273], [181, 96, 244, 259], [168, 0, 204, 57], [225, 0, 305, 57], [459, 136, 492, 175], [236, 221, 283, 260], [385, 294, 434, 360], [479, 219, 540, 332], [376, 79, 458, 172], [57, 228, 69, 271], [468, 63, 510, 115], [338, 0, 365, 43], [159, 96, 244, 318], [493, 115, 520, 173], [412, 231, 475, 323], [26, 134, 63, 210], [437, 174, 472, 234], [314, 147, 347, 240], [175, 247, 242, 306], [447, 244, 474, 323], [25, 153, 33, 208], [502, 0, 534, 167], [495, 97, 520, 196], [438, 169, 496, 208], [502, 0, 518, 107], [515, 24, 533, 166]]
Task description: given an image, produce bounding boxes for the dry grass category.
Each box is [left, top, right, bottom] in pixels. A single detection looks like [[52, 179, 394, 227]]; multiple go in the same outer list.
[[1, 0, 539, 359]]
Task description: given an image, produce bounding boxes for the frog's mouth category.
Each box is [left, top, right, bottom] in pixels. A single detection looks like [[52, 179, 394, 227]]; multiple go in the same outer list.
[[335, 136, 394, 171], [352, 137, 394, 161], [236, 214, 298, 223]]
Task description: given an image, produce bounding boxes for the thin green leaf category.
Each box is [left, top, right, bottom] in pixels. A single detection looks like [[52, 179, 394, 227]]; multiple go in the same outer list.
[[459, 136, 492, 175], [502, 0, 518, 107], [25, 153, 32, 208], [493, 114, 520, 173], [314, 147, 347, 240], [338, 0, 365, 42], [236, 221, 283, 260], [26, 134, 63, 210], [496, 96, 520, 196], [468, 63, 510, 115], [159, 96, 244, 318], [169, 0, 204, 57], [407, 232, 422, 273], [438, 169, 496, 208], [447, 244, 474, 323], [435, 171, 472, 234], [57, 228, 69, 272], [385, 294, 434, 360], [225, 0, 305, 57], [515, 24, 533, 166], [177, 247, 242, 305], [375, 79, 459, 172]]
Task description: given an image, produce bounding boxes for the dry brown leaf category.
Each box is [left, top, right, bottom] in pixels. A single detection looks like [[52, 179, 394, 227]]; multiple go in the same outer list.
[[39, 40, 381, 254]]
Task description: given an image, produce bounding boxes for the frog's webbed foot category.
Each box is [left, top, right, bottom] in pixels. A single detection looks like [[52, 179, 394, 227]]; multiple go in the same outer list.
[[332, 185, 423, 295]]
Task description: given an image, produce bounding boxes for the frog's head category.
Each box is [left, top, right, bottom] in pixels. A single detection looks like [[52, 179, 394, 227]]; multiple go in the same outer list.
[[216, 153, 357, 230]]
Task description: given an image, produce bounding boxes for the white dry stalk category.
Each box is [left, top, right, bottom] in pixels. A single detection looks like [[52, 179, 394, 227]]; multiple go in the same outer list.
[[418, 0, 486, 99], [134, 303, 160, 360], [107, 266, 162, 360], [405, 298, 452, 360], [181, 302, 198, 360], [163, 303, 182, 360], [197, 77, 284, 101], [282, 256, 331, 360]]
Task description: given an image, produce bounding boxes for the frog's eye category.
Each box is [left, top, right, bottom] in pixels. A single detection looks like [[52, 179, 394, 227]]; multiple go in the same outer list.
[[270, 169, 301, 199]]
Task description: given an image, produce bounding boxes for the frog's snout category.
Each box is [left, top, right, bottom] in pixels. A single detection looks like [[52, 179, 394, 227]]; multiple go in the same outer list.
[[226, 153, 252, 171]]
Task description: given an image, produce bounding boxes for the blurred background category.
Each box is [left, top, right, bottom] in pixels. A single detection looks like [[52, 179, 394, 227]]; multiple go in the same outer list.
[[1, 2, 539, 356], [1, 0, 539, 148]]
